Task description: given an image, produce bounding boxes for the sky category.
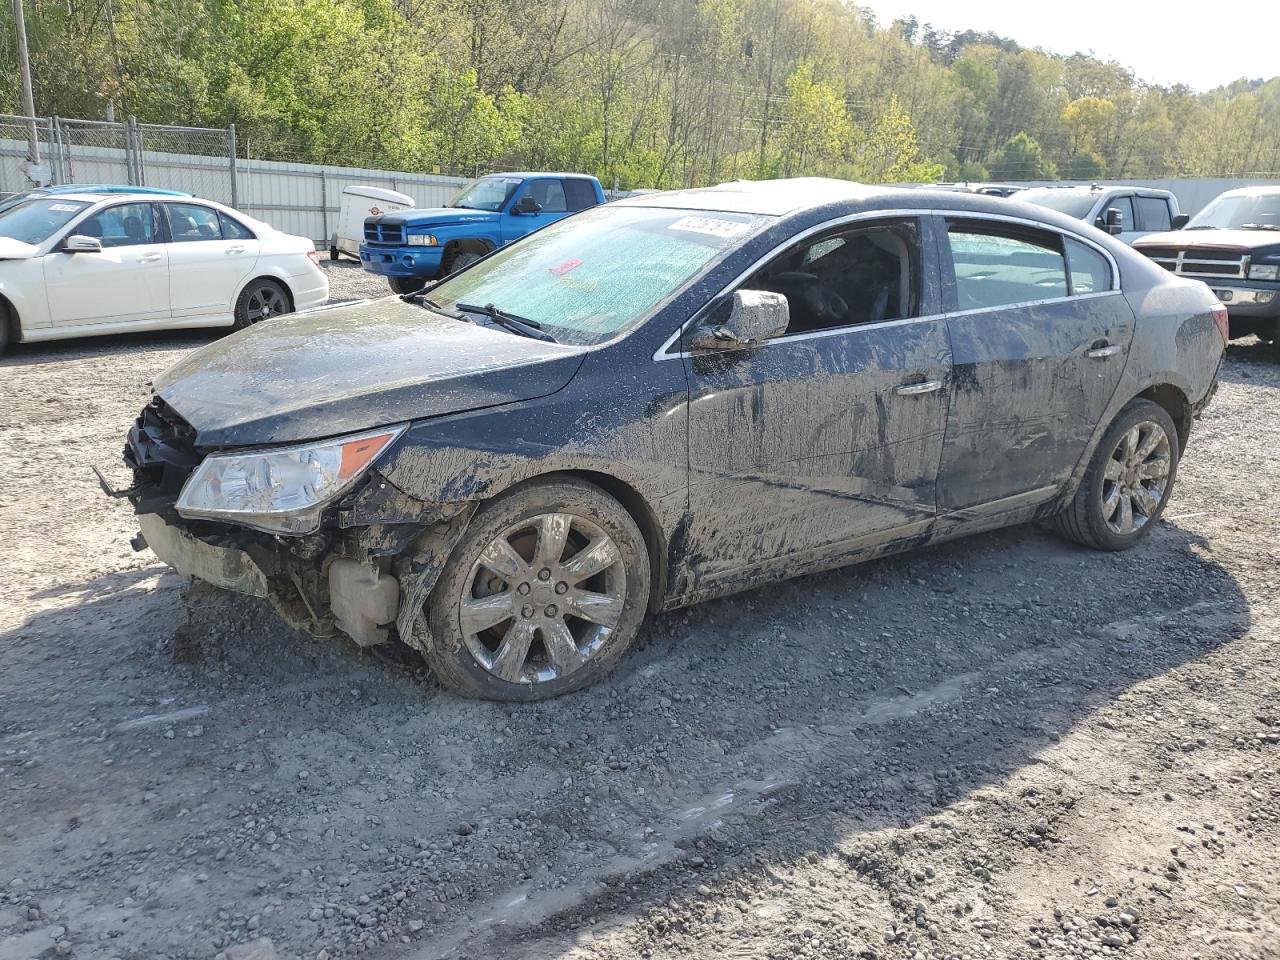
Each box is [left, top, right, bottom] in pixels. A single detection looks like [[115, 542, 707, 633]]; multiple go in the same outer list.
[[859, 1, 1277, 92]]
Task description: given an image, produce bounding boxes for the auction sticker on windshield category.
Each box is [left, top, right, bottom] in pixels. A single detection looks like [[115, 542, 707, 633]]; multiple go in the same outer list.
[[667, 215, 751, 238]]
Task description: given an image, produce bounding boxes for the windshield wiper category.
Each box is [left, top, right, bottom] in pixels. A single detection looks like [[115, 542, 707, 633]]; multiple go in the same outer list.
[[401, 291, 471, 321], [1239, 223, 1280, 231], [1184, 225, 1218, 230], [456, 302, 558, 343]]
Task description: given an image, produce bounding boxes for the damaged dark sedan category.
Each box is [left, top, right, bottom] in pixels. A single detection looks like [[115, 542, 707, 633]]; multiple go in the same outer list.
[[110, 178, 1225, 700]]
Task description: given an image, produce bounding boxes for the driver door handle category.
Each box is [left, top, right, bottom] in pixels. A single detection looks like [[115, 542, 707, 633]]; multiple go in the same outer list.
[[1086, 342, 1122, 359], [895, 380, 942, 396], [226, 245, 246, 255], [136, 253, 162, 264]]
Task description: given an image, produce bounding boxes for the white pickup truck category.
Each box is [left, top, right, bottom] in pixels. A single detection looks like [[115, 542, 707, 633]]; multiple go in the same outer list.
[[1017, 185, 1186, 244]]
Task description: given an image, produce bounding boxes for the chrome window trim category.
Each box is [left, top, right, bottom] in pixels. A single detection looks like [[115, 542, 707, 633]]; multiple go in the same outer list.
[[653, 207, 1123, 361], [944, 289, 1122, 320]]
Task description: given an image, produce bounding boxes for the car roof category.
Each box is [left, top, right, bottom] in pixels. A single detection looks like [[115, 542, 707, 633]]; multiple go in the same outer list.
[[1021, 184, 1174, 198], [1217, 185, 1280, 198], [481, 172, 598, 181], [41, 183, 190, 196], [615, 178, 885, 215]]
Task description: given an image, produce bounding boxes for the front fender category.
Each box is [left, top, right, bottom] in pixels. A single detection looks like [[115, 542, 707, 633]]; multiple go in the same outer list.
[[0, 260, 51, 330]]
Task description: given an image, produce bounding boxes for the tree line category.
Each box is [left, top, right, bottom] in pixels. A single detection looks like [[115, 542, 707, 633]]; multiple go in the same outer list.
[[2, 0, 1278, 189]]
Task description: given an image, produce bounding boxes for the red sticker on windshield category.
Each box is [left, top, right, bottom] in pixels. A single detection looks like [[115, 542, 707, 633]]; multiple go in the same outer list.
[[549, 258, 583, 276]]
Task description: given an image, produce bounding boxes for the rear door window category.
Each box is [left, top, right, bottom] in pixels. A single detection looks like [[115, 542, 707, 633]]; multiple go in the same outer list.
[[947, 221, 1068, 310], [563, 179, 599, 211], [219, 212, 255, 240], [1135, 197, 1172, 232], [166, 203, 224, 242]]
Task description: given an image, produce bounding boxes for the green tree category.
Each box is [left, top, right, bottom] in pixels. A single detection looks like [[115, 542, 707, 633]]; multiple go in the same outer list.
[[991, 131, 1058, 179]]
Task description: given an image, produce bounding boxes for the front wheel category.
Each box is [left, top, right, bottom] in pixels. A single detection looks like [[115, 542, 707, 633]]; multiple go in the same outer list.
[[233, 279, 292, 330], [1053, 399, 1180, 551], [425, 478, 650, 701], [444, 250, 483, 275], [388, 276, 425, 295]]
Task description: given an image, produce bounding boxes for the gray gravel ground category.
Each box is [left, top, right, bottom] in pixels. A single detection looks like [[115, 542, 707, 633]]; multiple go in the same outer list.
[[1, 263, 1277, 960]]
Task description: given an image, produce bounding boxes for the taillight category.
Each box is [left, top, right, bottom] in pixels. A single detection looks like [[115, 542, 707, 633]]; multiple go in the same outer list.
[[1211, 302, 1229, 342], [306, 248, 320, 264]]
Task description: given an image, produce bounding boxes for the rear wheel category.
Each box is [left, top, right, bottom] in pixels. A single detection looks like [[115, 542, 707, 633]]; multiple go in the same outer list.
[[0, 306, 11, 356], [388, 276, 424, 295], [1054, 399, 1180, 551], [425, 478, 650, 701], [233, 279, 291, 329]]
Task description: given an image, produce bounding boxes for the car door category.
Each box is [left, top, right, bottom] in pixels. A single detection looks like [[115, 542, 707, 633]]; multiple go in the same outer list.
[[1099, 194, 1138, 244], [501, 179, 573, 243], [43, 201, 170, 327], [162, 202, 261, 320], [681, 217, 952, 584], [937, 216, 1134, 512]]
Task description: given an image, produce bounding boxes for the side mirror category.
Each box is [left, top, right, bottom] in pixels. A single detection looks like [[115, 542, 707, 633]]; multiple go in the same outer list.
[[690, 290, 789, 351], [511, 195, 542, 215], [1171, 214, 1190, 230], [63, 234, 103, 253], [1102, 207, 1125, 236]]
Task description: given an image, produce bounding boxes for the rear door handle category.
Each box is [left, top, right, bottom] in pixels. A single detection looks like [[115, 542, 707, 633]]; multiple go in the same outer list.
[[895, 380, 942, 396], [1086, 343, 1122, 359], [137, 253, 161, 264], [226, 245, 246, 254]]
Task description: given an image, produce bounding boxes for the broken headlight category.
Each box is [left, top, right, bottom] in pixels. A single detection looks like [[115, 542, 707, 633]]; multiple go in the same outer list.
[[175, 426, 406, 534]]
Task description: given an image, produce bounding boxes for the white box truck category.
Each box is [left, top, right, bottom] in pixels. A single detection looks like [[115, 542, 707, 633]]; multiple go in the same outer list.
[[331, 185, 415, 260]]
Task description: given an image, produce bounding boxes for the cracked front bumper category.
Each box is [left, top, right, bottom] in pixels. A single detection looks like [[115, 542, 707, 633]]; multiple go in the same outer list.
[[138, 512, 269, 598]]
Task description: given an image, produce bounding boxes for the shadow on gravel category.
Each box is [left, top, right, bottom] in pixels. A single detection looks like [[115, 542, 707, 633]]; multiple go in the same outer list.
[[0, 517, 1252, 959], [1220, 338, 1280, 379], [0, 328, 220, 367]]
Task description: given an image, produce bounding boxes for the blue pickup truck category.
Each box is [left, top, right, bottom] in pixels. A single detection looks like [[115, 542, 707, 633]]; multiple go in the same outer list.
[[360, 172, 606, 293]]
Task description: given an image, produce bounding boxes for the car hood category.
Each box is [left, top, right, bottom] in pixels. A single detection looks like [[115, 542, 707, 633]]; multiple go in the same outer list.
[[153, 297, 586, 447], [0, 237, 40, 260], [373, 207, 500, 230], [1135, 229, 1280, 251]]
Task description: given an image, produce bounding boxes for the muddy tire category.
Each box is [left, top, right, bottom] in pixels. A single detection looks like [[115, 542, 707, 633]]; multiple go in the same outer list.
[[425, 478, 649, 701], [1054, 399, 1180, 551], [233, 278, 292, 330], [388, 276, 426, 296], [444, 249, 483, 275]]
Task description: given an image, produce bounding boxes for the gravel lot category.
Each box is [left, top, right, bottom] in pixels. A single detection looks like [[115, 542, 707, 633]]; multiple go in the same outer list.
[[2, 261, 1277, 960]]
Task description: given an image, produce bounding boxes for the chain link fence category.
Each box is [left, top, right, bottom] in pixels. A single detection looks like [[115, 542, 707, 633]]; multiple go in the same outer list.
[[0, 114, 236, 205]]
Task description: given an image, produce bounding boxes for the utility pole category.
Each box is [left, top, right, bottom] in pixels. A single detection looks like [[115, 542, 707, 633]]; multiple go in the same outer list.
[[12, 0, 40, 164]]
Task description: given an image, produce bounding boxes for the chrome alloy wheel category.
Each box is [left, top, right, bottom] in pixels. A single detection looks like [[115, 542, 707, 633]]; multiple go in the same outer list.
[[459, 513, 626, 684], [1101, 419, 1172, 535], [246, 284, 288, 323]]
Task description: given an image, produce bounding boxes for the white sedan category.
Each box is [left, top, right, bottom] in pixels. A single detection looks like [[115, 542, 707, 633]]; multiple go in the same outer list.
[[0, 191, 328, 354]]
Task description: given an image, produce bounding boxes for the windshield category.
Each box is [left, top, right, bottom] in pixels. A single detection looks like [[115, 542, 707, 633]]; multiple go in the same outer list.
[[0, 197, 91, 245], [428, 205, 772, 346], [1186, 192, 1280, 230], [1017, 189, 1096, 219], [447, 177, 522, 212]]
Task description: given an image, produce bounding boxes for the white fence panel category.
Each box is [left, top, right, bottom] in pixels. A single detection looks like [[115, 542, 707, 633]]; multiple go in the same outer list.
[[238, 159, 470, 244]]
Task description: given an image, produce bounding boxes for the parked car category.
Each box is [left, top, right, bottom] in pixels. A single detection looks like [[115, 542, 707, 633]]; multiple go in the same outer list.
[[928, 182, 1025, 197], [110, 178, 1224, 701], [359, 172, 606, 293], [0, 183, 189, 216], [0, 191, 328, 354], [1133, 186, 1280, 351], [1018, 185, 1185, 243]]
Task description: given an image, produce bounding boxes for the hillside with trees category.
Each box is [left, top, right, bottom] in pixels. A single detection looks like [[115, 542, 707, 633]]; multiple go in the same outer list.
[[2, 0, 1278, 189]]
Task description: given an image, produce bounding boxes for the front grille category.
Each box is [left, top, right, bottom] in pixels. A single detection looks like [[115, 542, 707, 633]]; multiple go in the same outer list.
[[1137, 245, 1248, 279], [125, 396, 202, 494], [363, 220, 404, 245]]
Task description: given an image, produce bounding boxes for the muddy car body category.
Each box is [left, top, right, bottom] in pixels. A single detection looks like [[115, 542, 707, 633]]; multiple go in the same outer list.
[[114, 178, 1225, 699]]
